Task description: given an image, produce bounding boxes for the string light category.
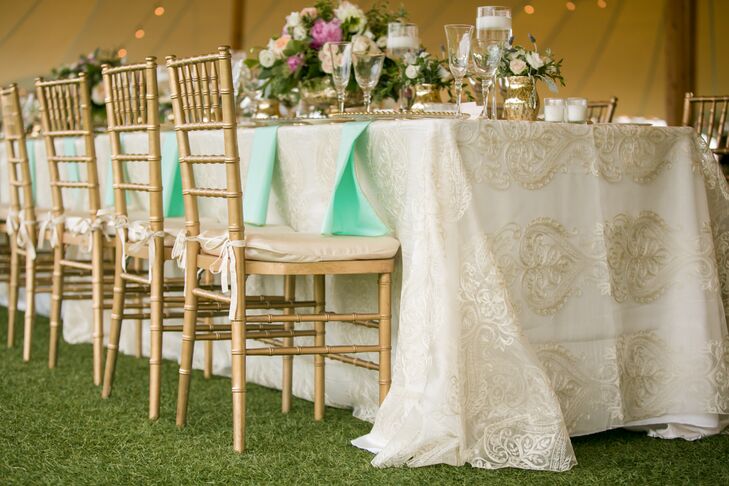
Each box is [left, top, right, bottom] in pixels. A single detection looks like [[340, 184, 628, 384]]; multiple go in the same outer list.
[[135, 28, 145, 39], [566, 1, 576, 10], [597, 0, 607, 7], [117, 48, 128, 58], [154, 6, 165, 16], [524, 4, 535, 14]]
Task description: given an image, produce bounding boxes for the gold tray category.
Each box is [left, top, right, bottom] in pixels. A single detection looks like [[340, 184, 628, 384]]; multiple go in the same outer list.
[[329, 109, 469, 121]]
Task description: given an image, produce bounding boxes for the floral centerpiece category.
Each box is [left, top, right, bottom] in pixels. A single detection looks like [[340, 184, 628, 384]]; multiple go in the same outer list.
[[246, 0, 407, 112], [402, 49, 451, 109], [52, 48, 123, 125], [497, 35, 564, 120]]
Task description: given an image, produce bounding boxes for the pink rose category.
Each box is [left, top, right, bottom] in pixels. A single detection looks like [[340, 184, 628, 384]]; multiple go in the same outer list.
[[310, 18, 342, 50], [318, 43, 334, 74], [287, 53, 304, 72], [300, 7, 318, 18], [274, 35, 291, 53]]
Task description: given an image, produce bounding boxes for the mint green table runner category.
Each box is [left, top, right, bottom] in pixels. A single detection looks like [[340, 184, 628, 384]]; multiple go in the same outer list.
[[101, 132, 183, 217], [321, 121, 388, 236], [243, 126, 278, 226]]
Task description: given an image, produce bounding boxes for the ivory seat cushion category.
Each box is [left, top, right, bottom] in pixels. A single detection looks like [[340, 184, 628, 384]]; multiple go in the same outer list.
[[125, 216, 400, 263]]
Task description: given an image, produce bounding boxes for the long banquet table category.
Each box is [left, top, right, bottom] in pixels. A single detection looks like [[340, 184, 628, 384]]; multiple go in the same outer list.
[[1, 119, 728, 471]]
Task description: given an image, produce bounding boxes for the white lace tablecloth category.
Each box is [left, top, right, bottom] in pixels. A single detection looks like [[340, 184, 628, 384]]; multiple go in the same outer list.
[[1, 120, 728, 471]]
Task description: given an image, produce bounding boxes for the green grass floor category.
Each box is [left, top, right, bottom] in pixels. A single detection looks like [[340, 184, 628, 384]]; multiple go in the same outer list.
[[1, 307, 728, 485]]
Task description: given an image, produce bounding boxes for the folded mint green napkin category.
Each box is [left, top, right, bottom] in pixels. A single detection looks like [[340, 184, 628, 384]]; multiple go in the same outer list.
[[321, 122, 388, 236], [63, 138, 81, 182], [161, 132, 184, 217], [243, 126, 278, 226]]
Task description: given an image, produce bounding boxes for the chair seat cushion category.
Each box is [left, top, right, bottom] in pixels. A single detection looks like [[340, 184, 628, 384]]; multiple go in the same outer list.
[[126, 216, 400, 263]]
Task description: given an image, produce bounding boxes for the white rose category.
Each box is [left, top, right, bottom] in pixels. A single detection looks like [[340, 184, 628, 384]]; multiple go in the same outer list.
[[259, 49, 275, 68], [285, 12, 301, 29], [293, 25, 307, 41], [509, 58, 527, 75], [334, 1, 366, 33], [438, 65, 452, 82], [318, 43, 334, 74], [91, 83, 105, 105], [525, 52, 544, 69], [405, 64, 420, 80]]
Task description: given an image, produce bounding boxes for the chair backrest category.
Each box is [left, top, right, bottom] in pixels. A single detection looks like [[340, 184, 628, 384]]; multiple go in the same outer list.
[[1, 84, 35, 238], [166, 46, 242, 242], [35, 74, 100, 220], [682, 93, 729, 156], [101, 57, 162, 231], [587, 96, 618, 123]]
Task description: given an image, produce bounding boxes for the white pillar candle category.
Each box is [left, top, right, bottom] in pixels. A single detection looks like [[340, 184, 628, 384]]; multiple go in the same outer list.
[[387, 36, 419, 49], [476, 15, 512, 30], [567, 104, 587, 122], [544, 105, 565, 122]]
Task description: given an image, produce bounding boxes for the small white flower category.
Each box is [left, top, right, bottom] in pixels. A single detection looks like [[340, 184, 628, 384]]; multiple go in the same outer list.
[[285, 12, 301, 29], [318, 43, 334, 74], [259, 49, 275, 68], [293, 25, 307, 41], [509, 58, 527, 75], [376, 36, 387, 48], [405, 64, 420, 80], [438, 65, 452, 82], [91, 83, 105, 105], [403, 52, 417, 65], [364, 30, 374, 39], [525, 52, 544, 69], [419, 51, 428, 59]]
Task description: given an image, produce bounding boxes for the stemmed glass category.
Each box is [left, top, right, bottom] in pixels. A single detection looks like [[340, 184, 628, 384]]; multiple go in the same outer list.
[[471, 39, 502, 118], [444, 24, 473, 115], [476, 6, 511, 118], [353, 53, 385, 113], [386, 22, 419, 111], [328, 42, 353, 113]]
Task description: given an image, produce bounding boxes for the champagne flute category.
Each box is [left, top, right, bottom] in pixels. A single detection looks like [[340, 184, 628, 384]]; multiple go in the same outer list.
[[328, 42, 353, 113], [387, 22, 419, 111], [471, 39, 501, 118], [476, 6, 511, 118], [353, 53, 385, 113], [444, 24, 473, 115]]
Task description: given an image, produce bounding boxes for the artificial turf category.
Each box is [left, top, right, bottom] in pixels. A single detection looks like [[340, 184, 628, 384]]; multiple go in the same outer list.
[[0, 307, 728, 485]]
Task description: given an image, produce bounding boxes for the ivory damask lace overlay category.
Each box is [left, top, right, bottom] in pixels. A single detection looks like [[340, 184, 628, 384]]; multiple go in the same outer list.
[[482, 212, 720, 316], [535, 334, 729, 435]]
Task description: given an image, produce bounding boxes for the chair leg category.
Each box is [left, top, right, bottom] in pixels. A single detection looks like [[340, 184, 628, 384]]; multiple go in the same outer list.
[[7, 241, 20, 349], [132, 257, 143, 359], [91, 230, 105, 386], [281, 275, 295, 413], [313, 274, 325, 421], [148, 238, 165, 420], [21, 254, 36, 355], [176, 254, 199, 428], [102, 244, 126, 399], [202, 270, 213, 380], [47, 245, 64, 366], [378, 273, 392, 403], [231, 248, 248, 453]]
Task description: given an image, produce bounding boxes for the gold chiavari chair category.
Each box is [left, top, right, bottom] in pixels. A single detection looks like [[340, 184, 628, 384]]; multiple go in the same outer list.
[[587, 96, 618, 123], [99, 58, 222, 419], [1, 84, 55, 350], [682, 93, 729, 161], [167, 46, 398, 452], [35, 74, 117, 384]]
